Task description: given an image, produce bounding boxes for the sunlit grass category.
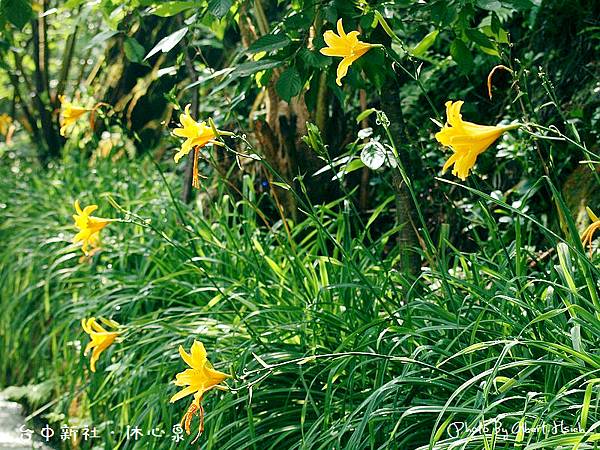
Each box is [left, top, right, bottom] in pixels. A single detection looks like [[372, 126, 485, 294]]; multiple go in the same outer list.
[[1, 155, 600, 449]]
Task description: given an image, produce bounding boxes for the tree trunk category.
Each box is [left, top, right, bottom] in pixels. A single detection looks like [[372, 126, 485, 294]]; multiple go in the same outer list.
[[381, 86, 420, 275], [32, 0, 62, 161], [179, 16, 199, 204]]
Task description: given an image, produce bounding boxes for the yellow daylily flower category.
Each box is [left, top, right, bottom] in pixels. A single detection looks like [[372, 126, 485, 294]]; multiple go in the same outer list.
[[320, 19, 375, 86], [170, 340, 229, 442], [172, 105, 220, 189], [73, 200, 111, 255], [172, 105, 217, 164], [0, 113, 12, 136], [59, 95, 90, 137], [59, 96, 108, 138], [81, 317, 120, 372], [435, 100, 520, 181], [581, 207, 600, 255]]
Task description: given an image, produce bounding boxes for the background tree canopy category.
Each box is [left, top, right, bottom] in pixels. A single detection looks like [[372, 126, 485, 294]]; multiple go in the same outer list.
[[1, 0, 600, 449]]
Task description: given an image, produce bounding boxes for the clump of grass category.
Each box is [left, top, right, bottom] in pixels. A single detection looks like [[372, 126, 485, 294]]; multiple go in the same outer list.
[[1, 150, 600, 449]]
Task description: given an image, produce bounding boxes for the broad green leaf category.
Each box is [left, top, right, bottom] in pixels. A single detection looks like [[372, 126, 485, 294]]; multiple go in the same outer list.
[[360, 141, 387, 170], [1, 0, 32, 30], [207, 0, 232, 19], [430, 2, 457, 26], [144, 27, 188, 60], [450, 39, 473, 72], [123, 37, 146, 63], [247, 34, 290, 54], [298, 48, 329, 68], [411, 30, 439, 57], [275, 67, 302, 102], [465, 28, 494, 50], [284, 12, 312, 29], [480, 17, 510, 44], [479, 46, 500, 57]]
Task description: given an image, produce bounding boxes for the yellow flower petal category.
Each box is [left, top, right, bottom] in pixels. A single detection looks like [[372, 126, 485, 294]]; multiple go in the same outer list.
[[81, 317, 120, 373], [172, 107, 217, 164], [179, 345, 195, 368], [171, 340, 229, 405], [319, 19, 374, 86], [170, 385, 198, 404], [190, 341, 208, 365], [72, 201, 111, 255], [59, 96, 90, 137], [435, 100, 519, 180]]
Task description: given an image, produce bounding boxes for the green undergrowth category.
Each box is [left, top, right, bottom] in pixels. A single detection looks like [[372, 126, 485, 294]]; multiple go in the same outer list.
[[1, 155, 600, 450]]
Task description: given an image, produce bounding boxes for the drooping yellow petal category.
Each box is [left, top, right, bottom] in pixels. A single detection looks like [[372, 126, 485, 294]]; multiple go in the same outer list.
[[170, 385, 198, 404], [319, 19, 374, 86], [81, 317, 120, 372], [435, 100, 519, 181], [171, 340, 230, 439], [441, 152, 460, 173], [336, 54, 365, 86]]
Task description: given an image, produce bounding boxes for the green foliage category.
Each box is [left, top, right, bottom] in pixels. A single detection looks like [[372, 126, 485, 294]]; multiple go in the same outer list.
[[207, 0, 233, 19], [410, 30, 439, 57], [0, 0, 32, 30], [450, 38, 474, 72], [275, 67, 302, 102], [151, 1, 200, 17], [144, 27, 189, 60], [123, 37, 146, 64], [3, 139, 600, 448], [1, 1, 600, 449], [248, 34, 291, 54]]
